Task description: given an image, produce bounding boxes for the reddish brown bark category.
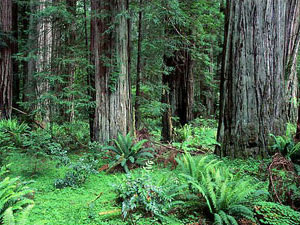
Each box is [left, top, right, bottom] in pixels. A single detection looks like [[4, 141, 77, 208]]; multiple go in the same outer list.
[[91, 0, 132, 142], [0, 0, 13, 119]]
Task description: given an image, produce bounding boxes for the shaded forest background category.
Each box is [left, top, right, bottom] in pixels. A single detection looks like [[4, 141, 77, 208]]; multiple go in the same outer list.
[[1, 0, 300, 157]]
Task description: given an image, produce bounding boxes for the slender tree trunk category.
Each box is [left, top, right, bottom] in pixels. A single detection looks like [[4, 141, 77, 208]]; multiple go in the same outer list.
[[91, 0, 132, 142], [84, 0, 95, 140], [12, 1, 19, 108], [0, 0, 13, 119], [35, 0, 53, 123], [217, 0, 299, 158], [25, 0, 36, 104], [161, 57, 173, 142], [135, 0, 143, 131], [66, 0, 77, 122]]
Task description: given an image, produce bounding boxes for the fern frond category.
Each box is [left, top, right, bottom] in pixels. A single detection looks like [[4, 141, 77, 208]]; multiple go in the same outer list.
[[214, 213, 223, 225], [17, 204, 34, 225], [3, 207, 15, 225]]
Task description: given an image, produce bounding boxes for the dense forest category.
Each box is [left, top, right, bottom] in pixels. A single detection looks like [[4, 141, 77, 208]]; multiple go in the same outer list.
[[1, 0, 300, 224]]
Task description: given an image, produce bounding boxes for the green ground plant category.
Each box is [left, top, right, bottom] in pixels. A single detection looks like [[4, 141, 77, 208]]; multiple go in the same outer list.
[[114, 173, 172, 220], [173, 124, 219, 152], [54, 157, 98, 189], [3, 204, 34, 225], [104, 133, 154, 173], [178, 153, 267, 225], [254, 201, 300, 225], [0, 165, 34, 224]]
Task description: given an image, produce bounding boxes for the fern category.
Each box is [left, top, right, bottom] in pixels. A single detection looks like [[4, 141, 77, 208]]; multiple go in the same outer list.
[[0, 165, 34, 223], [103, 133, 154, 173], [3, 204, 34, 225], [178, 153, 267, 224]]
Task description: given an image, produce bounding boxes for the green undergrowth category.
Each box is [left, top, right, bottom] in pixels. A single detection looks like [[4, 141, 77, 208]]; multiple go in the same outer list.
[[5, 154, 185, 225], [3, 151, 297, 225]]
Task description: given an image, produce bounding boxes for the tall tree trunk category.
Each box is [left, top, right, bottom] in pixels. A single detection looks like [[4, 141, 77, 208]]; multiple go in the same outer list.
[[25, 0, 36, 105], [173, 49, 194, 125], [163, 49, 194, 125], [161, 57, 173, 142], [12, 1, 19, 108], [66, 0, 77, 122], [85, 0, 95, 140], [35, 0, 53, 123], [285, 0, 300, 123], [135, 0, 143, 131], [91, 0, 132, 142], [217, 0, 299, 158], [0, 0, 13, 119]]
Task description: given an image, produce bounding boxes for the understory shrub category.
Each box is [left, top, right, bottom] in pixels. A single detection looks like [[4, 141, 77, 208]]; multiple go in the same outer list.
[[113, 173, 175, 220], [104, 133, 154, 173], [54, 157, 98, 189], [0, 120, 71, 173], [173, 124, 219, 152], [50, 121, 90, 151]]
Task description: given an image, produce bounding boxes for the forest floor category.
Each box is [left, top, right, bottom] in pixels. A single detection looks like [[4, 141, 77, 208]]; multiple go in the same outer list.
[[6, 152, 269, 225]]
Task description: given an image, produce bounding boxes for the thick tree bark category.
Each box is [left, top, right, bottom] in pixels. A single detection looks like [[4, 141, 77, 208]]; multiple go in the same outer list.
[[135, 0, 143, 131], [91, 0, 132, 142], [217, 0, 300, 158], [0, 0, 13, 119], [284, 0, 300, 123], [36, 0, 52, 123]]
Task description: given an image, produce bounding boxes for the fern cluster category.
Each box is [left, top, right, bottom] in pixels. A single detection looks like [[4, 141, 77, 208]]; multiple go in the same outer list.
[[269, 129, 300, 160], [3, 204, 34, 225], [177, 153, 267, 225], [104, 133, 154, 173], [255, 201, 300, 225], [0, 165, 34, 224], [173, 125, 219, 153]]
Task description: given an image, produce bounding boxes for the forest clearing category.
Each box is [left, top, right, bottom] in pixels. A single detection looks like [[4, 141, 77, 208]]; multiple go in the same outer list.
[[1, 0, 300, 224]]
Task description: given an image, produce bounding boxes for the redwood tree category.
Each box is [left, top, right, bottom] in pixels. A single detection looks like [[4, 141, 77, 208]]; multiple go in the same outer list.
[[217, 0, 300, 158], [0, 0, 13, 119], [91, 0, 132, 142]]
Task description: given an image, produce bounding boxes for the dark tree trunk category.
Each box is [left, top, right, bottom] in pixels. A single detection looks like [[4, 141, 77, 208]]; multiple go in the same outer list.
[[84, 0, 95, 140], [171, 49, 194, 125], [0, 0, 13, 119], [161, 57, 173, 142], [163, 49, 194, 125], [295, 104, 300, 141], [91, 0, 132, 142], [19, 3, 30, 103], [217, 0, 300, 158], [24, 0, 36, 104], [66, 0, 77, 122], [135, 0, 143, 131], [12, 1, 19, 108]]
